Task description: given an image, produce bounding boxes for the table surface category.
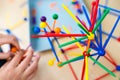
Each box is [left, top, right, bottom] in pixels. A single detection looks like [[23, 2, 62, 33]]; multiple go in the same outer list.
[[0, 0, 120, 80]]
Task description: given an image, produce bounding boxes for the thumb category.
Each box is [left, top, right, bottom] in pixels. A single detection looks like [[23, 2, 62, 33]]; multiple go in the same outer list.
[[0, 53, 11, 59]]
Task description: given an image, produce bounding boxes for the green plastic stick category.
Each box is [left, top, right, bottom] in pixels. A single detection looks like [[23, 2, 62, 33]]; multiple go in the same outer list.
[[58, 55, 84, 67], [92, 8, 110, 33], [77, 23, 90, 35], [59, 37, 87, 48], [58, 49, 92, 67], [62, 4, 90, 35], [89, 56, 116, 77]]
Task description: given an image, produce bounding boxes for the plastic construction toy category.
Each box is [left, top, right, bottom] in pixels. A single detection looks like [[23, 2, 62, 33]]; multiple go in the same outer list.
[[29, 0, 90, 51], [31, 0, 120, 80]]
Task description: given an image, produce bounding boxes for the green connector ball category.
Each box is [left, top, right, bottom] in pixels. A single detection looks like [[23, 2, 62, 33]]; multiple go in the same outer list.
[[53, 14, 58, 20]]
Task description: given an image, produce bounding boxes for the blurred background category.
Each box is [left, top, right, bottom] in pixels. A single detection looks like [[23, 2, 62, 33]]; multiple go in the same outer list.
[[0, 0, 120, 80]]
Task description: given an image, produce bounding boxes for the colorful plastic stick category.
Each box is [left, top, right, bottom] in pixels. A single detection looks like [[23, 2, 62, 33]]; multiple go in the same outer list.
[[58, 55, 84, 67], [43, 28, 60, 62], [92, 8, 110, 33], [98, 29, 117, 40], [85, 55, 89, 80], [9, 20, 26, 30], [85, 40, 91, 80], [104, 56, 117, 67], [95, 69, 116, 80], [62, 25, 86, 52], [59, 37, 87, 48], [63, 54, 78, 80], [103, 16, 120, 49], [81, 59, 85, 80], [90, 0, 99, 32], [62, 4, 90, 35], [98, 8, 103, 49], [54, 37, 78, 80], [76, 16, 88, 31], [89, 56, 116, 77], [31, 33, 86, 38], [82, 5, 91, 27], [90, 1, 96, 25], [99, 4, 120, 14]]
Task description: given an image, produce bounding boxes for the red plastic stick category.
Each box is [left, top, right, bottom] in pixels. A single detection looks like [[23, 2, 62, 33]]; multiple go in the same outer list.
[[95, 69, 116, 80], [31, 34, 86, 38], [81, 58, 86, 80], [90, 0, 100, 32], [104, 56, 117, 67], [105, 51, 117, 66], [63, 54, 78, 80], [90, 1, 96, 27]]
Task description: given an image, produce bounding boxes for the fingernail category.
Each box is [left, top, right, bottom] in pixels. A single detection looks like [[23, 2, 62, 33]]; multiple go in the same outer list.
[[33, 54, 40, 59], [36, 54, 40, 59], [28, 47, 33, 51]]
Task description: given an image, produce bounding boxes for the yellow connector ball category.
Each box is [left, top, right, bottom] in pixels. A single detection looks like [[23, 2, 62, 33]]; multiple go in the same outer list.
[[48, 60, 54, 66], [40, 22, 47, 28], [87, 32, 94, 40], [54, 27, 61, 34]]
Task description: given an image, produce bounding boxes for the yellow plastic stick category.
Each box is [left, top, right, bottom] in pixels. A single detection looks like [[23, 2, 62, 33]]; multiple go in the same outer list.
[[85, 40, 90, 80], [62, 4, 89, 35], [68, 53, 83, 57], [62, 25, 84, 53], [9, 20, 25, 30], [85, 56, 89, 80]]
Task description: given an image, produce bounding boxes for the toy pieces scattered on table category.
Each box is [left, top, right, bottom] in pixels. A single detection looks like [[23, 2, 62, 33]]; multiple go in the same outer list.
[[29, 0, 89, 51]]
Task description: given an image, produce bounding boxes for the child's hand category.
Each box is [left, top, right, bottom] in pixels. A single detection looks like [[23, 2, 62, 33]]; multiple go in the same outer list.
[[0, 33, 20, 59], [0, 47, 40, 80], [0, 33, 20, 50]]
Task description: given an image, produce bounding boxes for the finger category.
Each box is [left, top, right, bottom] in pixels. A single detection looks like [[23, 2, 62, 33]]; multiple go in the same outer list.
[[1, 61, 10, 69], [8, 35, 20, 50], [0, 53, 11, 59], [17, 47, 34, 72], [24, 54, 40, 77], [0, 35, 20, 50], [27, 67, 38, 80], [8, 50, 24, 68]]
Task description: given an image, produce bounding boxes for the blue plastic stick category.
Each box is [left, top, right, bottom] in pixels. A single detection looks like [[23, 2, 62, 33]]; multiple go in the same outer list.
[[94, 33, 100, 49], [90, 53, 98, 56], [98, 8, 103, 49], [44, 28, 60, 62], [103, 16, 120, 49], [93, 55, 100, 65], [98, 30, 117, 39], [109, 12, 120, 17], [79, 41, 98, 51], [82, 5, 91, 27], [99, 4, 120, 14], [90, 41, 99, 51], [54, 37, 60, 45], [60, 31, 66, 34]]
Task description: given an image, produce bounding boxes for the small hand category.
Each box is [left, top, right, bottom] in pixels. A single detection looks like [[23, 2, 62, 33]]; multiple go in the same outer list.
[[0, 47, 40, 80]]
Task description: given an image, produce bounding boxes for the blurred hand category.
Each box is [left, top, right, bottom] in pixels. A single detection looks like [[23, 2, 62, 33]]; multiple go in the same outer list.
[[0, 33, 20, 59], [0, 47, 40, 80]]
